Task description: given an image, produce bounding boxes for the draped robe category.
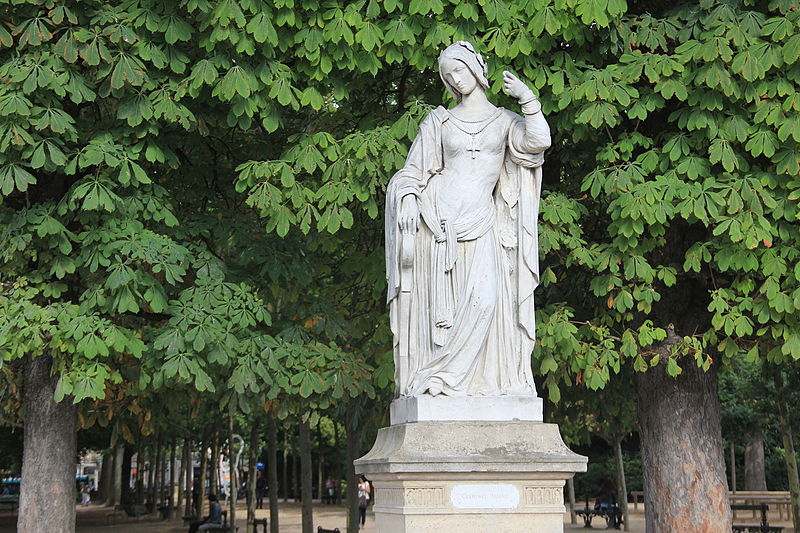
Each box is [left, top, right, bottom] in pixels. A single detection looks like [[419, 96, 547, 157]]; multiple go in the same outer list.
[[386, 106, 547, 397]]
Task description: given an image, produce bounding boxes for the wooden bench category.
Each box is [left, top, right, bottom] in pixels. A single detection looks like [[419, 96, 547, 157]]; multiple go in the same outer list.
[[253, 518, 268, 532], [317, 528, 340, 533], [730, 492, 791, 521], [183, 514, 198, 526], [731, 504, 783, 533]]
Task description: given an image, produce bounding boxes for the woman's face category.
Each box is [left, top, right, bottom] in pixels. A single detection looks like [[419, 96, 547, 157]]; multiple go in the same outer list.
[[440, 57, 479, 98]]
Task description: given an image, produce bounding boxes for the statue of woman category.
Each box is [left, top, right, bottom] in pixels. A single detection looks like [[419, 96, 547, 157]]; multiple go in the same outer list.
[[385, 41, 550, 398]]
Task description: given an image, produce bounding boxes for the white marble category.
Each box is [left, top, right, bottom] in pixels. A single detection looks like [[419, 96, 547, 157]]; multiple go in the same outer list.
[[389, 395, 542, 424], [355, 421, 587, 533], [386, 41, 550, 398]]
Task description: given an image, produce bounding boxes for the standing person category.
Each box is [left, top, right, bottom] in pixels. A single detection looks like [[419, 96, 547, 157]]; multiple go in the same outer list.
[[325, 476, 335, 504], [255, 471, 267, 509], [357, 475, 370, 529], [188, 493, 222, 533]]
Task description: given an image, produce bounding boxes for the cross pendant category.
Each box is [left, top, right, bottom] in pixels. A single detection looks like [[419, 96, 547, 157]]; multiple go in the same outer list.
[[467, 135, 480, 159]]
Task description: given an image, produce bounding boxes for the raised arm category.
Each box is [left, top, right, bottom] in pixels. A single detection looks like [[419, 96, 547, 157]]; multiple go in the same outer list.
[[503, 70, 551, 153]]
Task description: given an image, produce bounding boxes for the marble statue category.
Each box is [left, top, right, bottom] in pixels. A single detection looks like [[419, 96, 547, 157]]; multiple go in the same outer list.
[[386, 41, 550, 398]]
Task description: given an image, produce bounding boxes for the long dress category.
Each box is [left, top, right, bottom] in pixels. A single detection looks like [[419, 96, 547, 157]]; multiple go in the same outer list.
[[385, 105, 550, 397]]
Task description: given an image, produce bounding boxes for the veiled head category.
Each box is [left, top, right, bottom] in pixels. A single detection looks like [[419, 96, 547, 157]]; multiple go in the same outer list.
[[438, 41, 490, 101]]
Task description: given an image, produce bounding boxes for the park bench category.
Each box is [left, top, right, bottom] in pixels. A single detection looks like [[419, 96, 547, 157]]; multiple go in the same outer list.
[[573, 500, 622, 529], [253, 518, 268, 532], [317, 528, 340, 533], [183, 513, 198, 525], [731, 504, 783, 533], [730, 492, 792, 521]]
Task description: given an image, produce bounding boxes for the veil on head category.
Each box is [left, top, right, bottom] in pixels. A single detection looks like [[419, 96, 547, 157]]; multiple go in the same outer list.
[[438, 41, 490, 101]]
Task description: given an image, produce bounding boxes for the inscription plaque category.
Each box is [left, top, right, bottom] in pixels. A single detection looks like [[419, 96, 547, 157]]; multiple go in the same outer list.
[[451, 484, 520, 509]]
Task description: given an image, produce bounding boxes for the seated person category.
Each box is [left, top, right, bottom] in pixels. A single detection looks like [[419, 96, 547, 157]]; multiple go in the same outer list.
[[188, 493, 222, 533]]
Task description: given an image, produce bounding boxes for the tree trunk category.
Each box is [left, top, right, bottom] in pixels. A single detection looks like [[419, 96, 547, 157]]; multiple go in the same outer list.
[[567, 477, 577, 525], [730, 441, 737, 493], [282, 431, 289, 501], [268, 414, 280, 533], [99, 450, 113, 505], [135, 449, 144, 504], [317, 419, 324, 505], [197, 439, 208, 518], [228, 412, 238, 528], [153, 439, 162, 508], [121, 446, 132, 505], [168, 439, 176, 519], [247, 422, 259, 533], [300, 417, 313, 533], [112, 444, 124, 507], [157, 439, 166, 511], [774, 371, 800, 532], [292, 433, 299, 502], [210, 429, 220, 500], [147, 444, 156, 506], [17, 355, 77, 533], [183, 439, 193, 518], [613, 436, 630, 531], [333, 418, 341, 504], [177, 440, 186, 518], [345, 403, 359, 533], [744, 429, 767, 491], [636, 347, 731, 533]]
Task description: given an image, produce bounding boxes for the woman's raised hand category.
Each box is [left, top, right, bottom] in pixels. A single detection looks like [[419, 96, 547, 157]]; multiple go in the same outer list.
[[502, 70, 535, 102]]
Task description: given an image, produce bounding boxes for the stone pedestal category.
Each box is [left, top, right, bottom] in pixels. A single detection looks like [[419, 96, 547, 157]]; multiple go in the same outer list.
[[355, 420, 587, 533]]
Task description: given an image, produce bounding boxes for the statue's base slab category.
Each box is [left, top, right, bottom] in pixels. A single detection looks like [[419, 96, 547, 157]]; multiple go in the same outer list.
[[355, 421, 587, 533], [389, 395, 543, 424]]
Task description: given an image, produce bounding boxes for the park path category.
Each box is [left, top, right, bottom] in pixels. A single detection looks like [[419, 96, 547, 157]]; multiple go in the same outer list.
[[0, 501, 793, 532]]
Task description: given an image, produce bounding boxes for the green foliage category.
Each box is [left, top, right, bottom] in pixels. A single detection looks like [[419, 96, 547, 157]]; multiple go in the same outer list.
[[1, 0, 798, 423]]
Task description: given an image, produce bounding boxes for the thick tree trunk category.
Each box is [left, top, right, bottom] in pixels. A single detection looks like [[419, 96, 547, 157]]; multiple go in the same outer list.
[[99, 450, 113, 505], [17, 355, 77, 533], [197, 440, 208, 518], [613, 436, 630, 531], [636, 344, 731, 533], [300, 417, 313, 533], [247, 423, 259, 533], [774, 372, 800, 532], [345, 403, 359, 533], [268, 415, 280, 533], [744, 429, 767, 491]]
